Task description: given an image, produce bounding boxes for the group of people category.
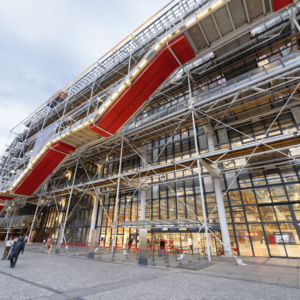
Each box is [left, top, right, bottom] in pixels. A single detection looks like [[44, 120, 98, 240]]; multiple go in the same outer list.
[[2, 236, 26, 268]]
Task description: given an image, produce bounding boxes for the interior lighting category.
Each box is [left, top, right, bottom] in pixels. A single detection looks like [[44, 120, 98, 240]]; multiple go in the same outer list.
[[139, 59, 147, 68], [98, 108, 105, 114], [186, 17, 197, 27], [132, 68, 140, 76], [111, 93, 118, 100], [154, 43, 160, 50], [211, 0, 224, 10], [104, 100, 111, 108], [197, 9, 208, 19]]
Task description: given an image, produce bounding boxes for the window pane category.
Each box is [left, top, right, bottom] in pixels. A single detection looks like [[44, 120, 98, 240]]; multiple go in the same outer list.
[[279, 223, 300, 257], [152, 200, 159, 220], [186, 196, 196, 219], [228, 191, 242, 206], [273, 205, 292, 222], [234, 224, 253, 256], [238, 173, 252, 188], [286, 183, 300, 201], [245, 205, 260, 223], [255, 188, 272, 203], [248, 224, 269, 257], [160, 199, 167, 220], [292, 204, 300, 221], [241, 190, 256, 205], [263, 223, 286, 257], [265, 170, 281, 185], [280, 167, 298, 183], [177, 199, 186, 219], [252, 171, 266, 187], [168, 198, 176, 219], [259, 206, 276, 222], [231, 206, 246, 223], [269, 185, 287, 202]]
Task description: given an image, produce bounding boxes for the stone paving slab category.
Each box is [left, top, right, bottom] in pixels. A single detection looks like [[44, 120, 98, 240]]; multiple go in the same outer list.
[[0, 244, 300, 300]]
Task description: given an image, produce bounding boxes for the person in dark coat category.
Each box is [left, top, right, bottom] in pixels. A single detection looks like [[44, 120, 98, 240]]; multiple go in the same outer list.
[[9, 236, 25, 268]]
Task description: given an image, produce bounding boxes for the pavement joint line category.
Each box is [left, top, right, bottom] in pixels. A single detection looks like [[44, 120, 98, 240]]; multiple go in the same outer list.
[[180, 270, 300, 289], [0, 270, 62, 294]]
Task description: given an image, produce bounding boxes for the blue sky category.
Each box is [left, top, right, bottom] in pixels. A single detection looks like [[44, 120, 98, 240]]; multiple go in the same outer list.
[[0, 0, 169, 152]]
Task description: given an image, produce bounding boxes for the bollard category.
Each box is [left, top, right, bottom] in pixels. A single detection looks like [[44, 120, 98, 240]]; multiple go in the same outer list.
[[136, 249, 139, 260], [86, 246, 89, 257], [111, 247, 115, 261], [122, 248, 125, 262], [152, 247, 156, 266], [198, 248, 201, 260], [188, 248, 192, 262], [166, 254, 170, 267], [175, 248, 178, 260], [99, 246, 101, 259], [179, 249, 182, 265], [126, 246, 129, 259]]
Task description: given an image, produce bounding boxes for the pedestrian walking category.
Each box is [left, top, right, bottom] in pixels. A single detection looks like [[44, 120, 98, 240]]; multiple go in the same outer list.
[[2, 237, 13, 260], [128, 237, 133, 250], [43, 237, 52, 252], [24, 235, 29, 244], [8, 236, 25, 268], [110, 237, 113, 251]]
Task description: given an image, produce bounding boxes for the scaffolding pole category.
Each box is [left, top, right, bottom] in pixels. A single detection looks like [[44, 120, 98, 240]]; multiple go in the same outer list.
[[191, 108, 211, 262], [27, 195, 41, 244], [57, 158, 79, 249], [112, 138, 124, 248]]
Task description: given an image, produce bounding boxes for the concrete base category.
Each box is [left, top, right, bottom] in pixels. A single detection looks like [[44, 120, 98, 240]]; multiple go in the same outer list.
[[88, 252, 95, 259], [55, 248, 60, 255], [138, 257, 148, 266]]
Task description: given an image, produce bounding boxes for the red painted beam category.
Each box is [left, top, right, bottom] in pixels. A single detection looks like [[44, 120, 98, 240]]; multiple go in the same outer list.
[[12, 142, 76, 196], [272, 0, 293, 12], [90, 34, 195, 137], [0, 196, 13, 201]]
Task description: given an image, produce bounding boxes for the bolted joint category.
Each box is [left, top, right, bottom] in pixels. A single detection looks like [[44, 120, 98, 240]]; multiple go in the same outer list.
[[202, 124, 215, 137], [199, 158, 221, 179]]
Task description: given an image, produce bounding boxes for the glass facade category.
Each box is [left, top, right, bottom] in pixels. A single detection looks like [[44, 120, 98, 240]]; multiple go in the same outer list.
[[37, 102, 300, 258], [97, 165, 300, 257]]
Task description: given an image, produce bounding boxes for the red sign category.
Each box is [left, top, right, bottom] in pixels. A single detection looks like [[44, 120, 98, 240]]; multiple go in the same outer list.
[[272, 0, 293, 12]]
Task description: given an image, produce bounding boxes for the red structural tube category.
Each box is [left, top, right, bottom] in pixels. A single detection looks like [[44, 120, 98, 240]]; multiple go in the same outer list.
[[90, 34, 195, 137]]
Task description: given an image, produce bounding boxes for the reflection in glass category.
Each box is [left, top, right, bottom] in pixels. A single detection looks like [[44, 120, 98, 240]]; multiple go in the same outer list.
[[279, 222, 300, 257], [234, 224, 253, 256], [231, 206, 246, 223], [286, 183, 300, 201], [228, 191, 242, 206], [241, 190, 256, 204], [245, 206, 260, 223], [273, 205, 291, 222], [248, 224, 268, 257], [255, 188, 272, 203], [269, 186, 287, 202], [263, 223, 286, 257], [259, 206, 276, 222]]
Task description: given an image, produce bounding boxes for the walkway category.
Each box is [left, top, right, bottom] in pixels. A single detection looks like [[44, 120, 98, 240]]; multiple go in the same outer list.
[[0, 244, 299, 300]]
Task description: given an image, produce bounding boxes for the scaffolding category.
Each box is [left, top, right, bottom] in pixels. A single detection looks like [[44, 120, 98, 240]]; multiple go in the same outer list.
[[1, 0, 300, 263]]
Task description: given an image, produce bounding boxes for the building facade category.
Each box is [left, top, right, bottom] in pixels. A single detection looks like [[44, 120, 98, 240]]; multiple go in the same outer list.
[[1, 0, 300, 259]]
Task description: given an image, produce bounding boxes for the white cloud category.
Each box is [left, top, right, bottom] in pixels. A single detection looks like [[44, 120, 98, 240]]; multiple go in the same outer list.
[[0, 0, 169, 152]]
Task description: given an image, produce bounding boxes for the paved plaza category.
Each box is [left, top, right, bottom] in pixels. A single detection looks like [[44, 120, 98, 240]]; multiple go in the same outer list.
[[0, 244, 299, 300]]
